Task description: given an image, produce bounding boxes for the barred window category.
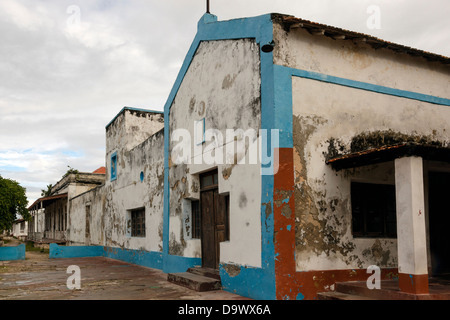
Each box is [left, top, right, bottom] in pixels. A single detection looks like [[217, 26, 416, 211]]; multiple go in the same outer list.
[[191, 200, 201, 239], [131, 208, 146, 237], [351, 182, 397, 238]]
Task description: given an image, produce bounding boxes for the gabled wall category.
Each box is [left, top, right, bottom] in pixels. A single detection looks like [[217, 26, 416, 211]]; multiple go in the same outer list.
[[168, 38, 262, 267], [162, 13, 277, 299]]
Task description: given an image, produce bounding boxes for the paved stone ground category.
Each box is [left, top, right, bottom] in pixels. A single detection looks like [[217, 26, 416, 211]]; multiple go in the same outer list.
[[0, 241, 249, 300]]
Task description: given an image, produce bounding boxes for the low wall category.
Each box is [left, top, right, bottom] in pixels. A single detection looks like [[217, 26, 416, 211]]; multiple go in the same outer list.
[[49, 244, 104, 259], [49, 244, 200, 273], [0, 244, 26, 261]]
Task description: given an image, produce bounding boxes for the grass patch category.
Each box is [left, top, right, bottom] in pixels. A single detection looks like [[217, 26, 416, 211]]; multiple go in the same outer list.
[[25, 241, 49, 254]]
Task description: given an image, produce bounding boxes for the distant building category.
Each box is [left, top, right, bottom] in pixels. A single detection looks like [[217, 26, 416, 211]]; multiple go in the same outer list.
[[32, 13, 450, 300], [27, 168, 105, 244], [11, 219, 27, 241]]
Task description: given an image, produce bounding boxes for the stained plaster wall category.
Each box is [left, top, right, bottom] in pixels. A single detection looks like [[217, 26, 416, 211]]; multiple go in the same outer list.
[[68, 111, 165, 254], [168, 39, 263, 267], [68, 186, 103, 246], [273, 23, 450, 272]]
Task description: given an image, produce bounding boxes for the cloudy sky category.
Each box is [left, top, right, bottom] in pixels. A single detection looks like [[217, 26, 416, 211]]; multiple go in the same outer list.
[[0, 0, 449, 206]]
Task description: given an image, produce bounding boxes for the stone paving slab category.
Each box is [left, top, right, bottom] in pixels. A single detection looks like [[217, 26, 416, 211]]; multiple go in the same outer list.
[[0, 251, 249, 300]]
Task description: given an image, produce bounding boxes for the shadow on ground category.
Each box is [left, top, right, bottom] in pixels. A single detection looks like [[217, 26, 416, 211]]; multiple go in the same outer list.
[[0, 240, 249, 300]]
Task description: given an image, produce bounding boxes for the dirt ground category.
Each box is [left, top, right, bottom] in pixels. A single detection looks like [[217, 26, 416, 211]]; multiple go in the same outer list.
[[0, 240, 249, 300]]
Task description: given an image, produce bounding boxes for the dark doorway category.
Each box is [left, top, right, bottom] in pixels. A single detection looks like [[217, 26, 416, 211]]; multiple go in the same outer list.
[[200, 170, 229, 269], [429, 172, 450, 276]]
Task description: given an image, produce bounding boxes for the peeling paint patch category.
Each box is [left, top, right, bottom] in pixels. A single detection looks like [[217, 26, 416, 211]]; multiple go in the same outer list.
[[222, 264, 242, 277], [222, 166, 234, 180]]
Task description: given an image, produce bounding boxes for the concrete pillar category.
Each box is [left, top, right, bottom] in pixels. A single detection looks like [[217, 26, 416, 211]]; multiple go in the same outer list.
[[394, 156, 429, 294]]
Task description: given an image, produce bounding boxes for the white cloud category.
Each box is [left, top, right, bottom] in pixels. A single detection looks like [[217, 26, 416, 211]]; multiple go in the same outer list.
[[0, 0, 448, 206], [0, 0, 55, 31]]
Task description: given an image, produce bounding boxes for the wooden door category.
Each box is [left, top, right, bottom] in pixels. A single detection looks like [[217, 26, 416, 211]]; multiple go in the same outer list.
[[200, 171, 229, 269], [201, 189, 216, 269]]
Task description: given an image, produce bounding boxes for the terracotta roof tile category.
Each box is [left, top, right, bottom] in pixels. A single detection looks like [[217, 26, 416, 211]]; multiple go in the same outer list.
[[93, 167, 106, 174]]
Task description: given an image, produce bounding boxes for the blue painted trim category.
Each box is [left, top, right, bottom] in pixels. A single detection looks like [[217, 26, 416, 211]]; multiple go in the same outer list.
[[0, 244, 25, 261], [110, 152, 117, 182], [105, 106, 164, 129], [220, 264, 275, 300], [273, 66, 294, 149], [277, 65, 450, 107], [258, 16, 277, 301], [48, 244, 201, 274], [104, 247, 164, 270], [163, 255, 202, 274], [49, 244, 104, 259], [49, 244, 165, 270]]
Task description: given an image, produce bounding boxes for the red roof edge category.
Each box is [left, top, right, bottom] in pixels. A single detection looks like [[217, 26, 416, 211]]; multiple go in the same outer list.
[[93, 167, 106, 174]]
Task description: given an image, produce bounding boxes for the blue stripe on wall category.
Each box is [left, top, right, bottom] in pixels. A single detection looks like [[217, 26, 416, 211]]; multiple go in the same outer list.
[[49, 244, 200, 274], [278, 65, 450, 107], [49, 243, 103, 259]]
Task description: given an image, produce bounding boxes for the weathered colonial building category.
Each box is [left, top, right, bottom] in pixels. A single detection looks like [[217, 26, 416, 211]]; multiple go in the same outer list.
[[28, 169, 105, 243], [37, 13, 450, 300], [11, 219, 28, 241]]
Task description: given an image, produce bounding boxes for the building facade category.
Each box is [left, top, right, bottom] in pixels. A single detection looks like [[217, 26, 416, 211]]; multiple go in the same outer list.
[[36, 13, 450, 300], [11, 219, 28, 241], [28, 171, 105, 244]]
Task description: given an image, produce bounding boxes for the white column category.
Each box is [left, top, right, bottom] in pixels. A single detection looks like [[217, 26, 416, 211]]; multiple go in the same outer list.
[[395, 156, 429, 293]]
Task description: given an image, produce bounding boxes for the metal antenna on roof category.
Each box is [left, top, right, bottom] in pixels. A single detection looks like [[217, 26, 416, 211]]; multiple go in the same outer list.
[[206, 0, 210, 13]]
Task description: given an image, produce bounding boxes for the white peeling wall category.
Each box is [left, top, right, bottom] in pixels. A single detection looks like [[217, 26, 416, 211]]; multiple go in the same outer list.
[[101, 130, 165, 252], [273, 23, 449, 98], [68, 118, 165, 252], [106, 110, 164, 155], [106, 110, 164, 184], [274, 23, 450, 271], [169, 39, 263, 267], [68, 183, 110, 246]]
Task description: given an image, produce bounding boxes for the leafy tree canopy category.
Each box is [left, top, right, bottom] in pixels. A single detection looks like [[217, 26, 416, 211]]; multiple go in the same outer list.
[[0, 175, 30, 232], [41, 184, 53, 197]]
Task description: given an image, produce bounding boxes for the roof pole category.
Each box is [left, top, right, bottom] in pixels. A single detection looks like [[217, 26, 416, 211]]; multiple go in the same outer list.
[[206, 0, 210, 13]]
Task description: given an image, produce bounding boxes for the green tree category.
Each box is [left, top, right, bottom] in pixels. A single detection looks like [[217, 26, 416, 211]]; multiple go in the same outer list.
[[41, 184, 53, 197], [0, 175, 30, 233]]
